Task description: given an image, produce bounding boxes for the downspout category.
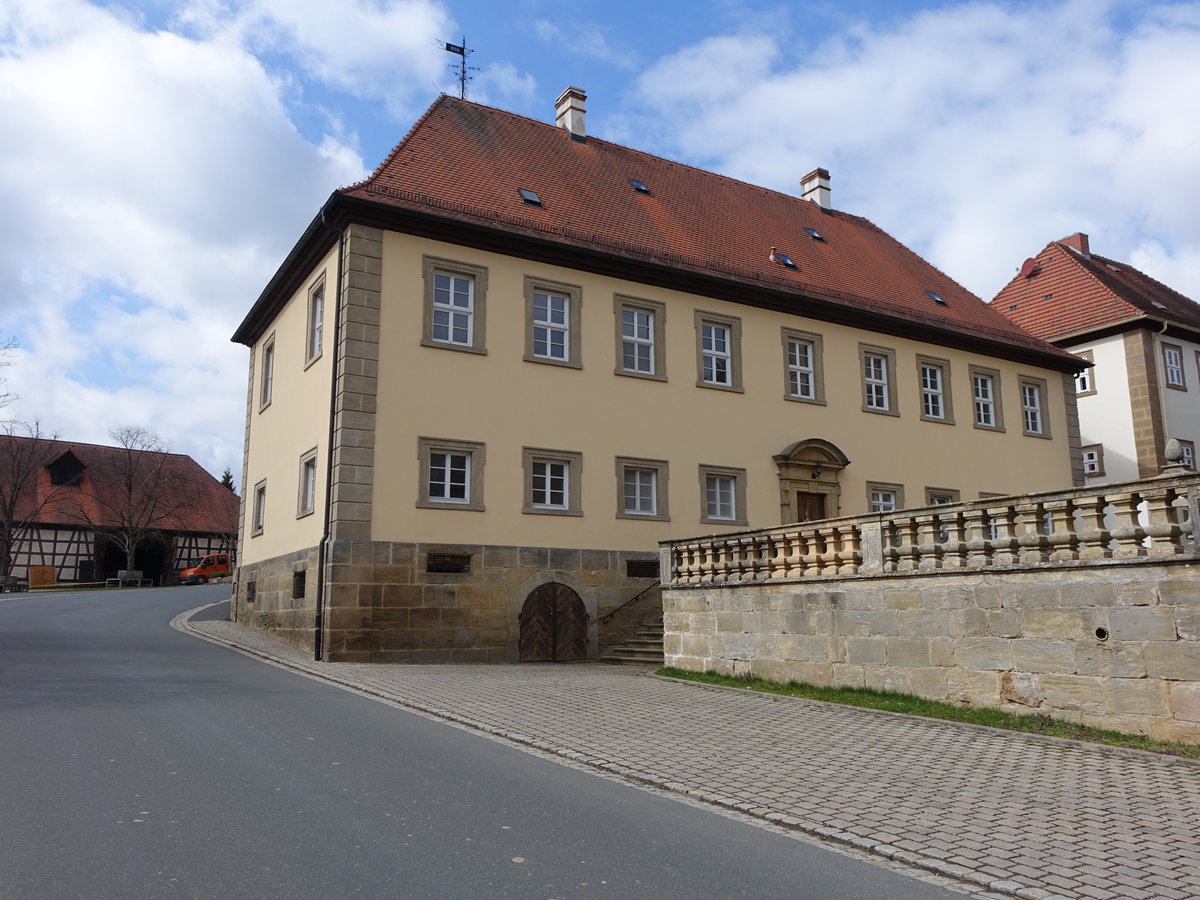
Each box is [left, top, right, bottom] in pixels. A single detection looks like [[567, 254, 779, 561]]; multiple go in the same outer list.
[[314, 206, 347, 661]]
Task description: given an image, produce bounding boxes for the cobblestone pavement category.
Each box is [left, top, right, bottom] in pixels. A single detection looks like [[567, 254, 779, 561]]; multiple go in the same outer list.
[[178, 610, 1200, 900]]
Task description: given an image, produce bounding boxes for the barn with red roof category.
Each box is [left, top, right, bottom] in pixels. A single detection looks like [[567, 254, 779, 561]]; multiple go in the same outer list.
[[1, 435, 239, 587], [232, 88, 1084, 662]]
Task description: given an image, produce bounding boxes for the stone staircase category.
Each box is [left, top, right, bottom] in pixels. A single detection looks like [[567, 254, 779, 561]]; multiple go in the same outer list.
[[600, 616, 664, 666]]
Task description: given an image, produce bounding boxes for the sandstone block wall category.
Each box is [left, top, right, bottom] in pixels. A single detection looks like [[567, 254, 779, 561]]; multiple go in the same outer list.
[[663, 561, 1200, 743], [234, 540, 661, 663]]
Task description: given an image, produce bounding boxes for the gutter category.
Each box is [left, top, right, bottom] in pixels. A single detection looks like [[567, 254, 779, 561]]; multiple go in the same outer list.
[[313, 204, 347, 661]]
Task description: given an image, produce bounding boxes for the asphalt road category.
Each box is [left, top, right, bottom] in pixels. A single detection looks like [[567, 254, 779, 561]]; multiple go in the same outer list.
[[0, 586, 965, 899]]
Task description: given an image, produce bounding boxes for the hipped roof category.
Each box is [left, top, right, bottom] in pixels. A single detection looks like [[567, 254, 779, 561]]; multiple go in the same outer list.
[[235, 94, 1077, 370], [994, 238, 1200, 344]]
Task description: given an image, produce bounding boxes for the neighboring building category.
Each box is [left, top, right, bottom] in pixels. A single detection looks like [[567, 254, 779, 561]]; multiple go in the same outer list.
[[994, 232, 1200, 484], [0, 435, 238, 585], [231, 88, 1083, 663]]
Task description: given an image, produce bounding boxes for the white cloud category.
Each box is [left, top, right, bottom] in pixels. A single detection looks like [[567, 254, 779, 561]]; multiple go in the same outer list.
[[532, 19, 638, 70], [0, 0, 379, 476], [626, 1, 1200, 302]]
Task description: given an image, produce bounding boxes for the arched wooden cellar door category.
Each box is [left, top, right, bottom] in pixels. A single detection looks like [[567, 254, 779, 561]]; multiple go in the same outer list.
[[518, 582, 587, 662]]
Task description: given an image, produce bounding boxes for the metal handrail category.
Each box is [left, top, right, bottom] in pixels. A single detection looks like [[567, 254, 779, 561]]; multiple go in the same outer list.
[[600, 580, 661, 625]]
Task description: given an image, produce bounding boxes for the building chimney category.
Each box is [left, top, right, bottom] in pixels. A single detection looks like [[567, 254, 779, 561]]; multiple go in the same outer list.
[[800, 168, 831, 210], [555, 86, 587, 140], [1060, 232, 1090, 257]]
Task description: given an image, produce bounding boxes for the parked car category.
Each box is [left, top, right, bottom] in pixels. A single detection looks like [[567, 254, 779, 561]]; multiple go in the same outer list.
[[179, 553, 231, 585]]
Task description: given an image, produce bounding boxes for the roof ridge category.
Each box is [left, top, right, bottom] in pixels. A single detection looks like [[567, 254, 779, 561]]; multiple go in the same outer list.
[[342, 93, 456, 193]]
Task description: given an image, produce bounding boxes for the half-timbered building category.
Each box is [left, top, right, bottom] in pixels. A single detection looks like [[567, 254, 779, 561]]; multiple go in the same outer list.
[[1, 436, 238, 586]]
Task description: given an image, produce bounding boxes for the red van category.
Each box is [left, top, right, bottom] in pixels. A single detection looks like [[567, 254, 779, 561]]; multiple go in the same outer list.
[[179, 553, 231, 585]]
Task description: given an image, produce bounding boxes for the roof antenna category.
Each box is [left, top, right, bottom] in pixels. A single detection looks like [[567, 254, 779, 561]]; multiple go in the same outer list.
[[442, 36, 477, 99]]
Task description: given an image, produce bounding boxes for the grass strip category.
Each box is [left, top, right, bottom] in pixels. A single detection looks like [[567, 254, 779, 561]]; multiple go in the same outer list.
[[657, 667, 1200, 760]]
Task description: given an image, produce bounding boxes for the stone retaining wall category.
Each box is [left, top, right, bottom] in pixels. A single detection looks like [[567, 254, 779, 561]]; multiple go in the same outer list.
[[234, 539, 661, 662], [663, 560, 1200, 742]]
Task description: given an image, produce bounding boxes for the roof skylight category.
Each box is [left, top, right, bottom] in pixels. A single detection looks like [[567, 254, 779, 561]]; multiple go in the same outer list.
[[926, 290, 947, 306], [805, 227, 825, 241], [629, 179, 651, 194], [769, 248, 797, 269], [518, 188, 543, 207]]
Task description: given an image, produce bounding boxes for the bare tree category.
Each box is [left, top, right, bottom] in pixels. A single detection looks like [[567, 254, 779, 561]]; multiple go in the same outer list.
[[76, 426, 193, 573], [0, 420, 63, 577], [0, 334, 16, 409]]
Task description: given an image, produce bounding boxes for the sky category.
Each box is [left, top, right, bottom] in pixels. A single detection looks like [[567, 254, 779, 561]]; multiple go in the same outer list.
[[2, 0, 1199, 483]]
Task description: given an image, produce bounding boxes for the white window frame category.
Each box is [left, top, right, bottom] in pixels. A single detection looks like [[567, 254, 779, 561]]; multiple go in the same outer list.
[[782, 329, 825, 404], [867, 482, 904, 513], [970, 366, 1004, 431], [698, 464, 747, 526], [251, 479, 267, 536], [1019, 376, 1050, 438], [305, 277, 325, 366], [694, 311, 743, 391], [524, 277, 582, 368], [1074, 350, 1095, 396], [859, 344, 898, 415], [614, 296, 666, 381], [1177, 439, 1195, 470], [522, 448, 582, 516], [1163, 343, 1186, 389], [297, 448, 318, 518], [431, 272, 475, 347], [421, 256, 488, 355], [258, 333, 275, 411], [1081, 444, 1104, 477], [917, 355, 953, 424], [417, 437, 486, 511], [615, 456, 670, 521]]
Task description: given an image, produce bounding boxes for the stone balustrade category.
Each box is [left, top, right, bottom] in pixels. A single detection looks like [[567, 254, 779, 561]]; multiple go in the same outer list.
[[663, 471, 1200, 587]]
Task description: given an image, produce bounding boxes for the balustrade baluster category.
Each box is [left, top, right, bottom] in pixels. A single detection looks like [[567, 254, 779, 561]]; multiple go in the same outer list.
[[837, 525, 861, 574], [1108, 492, 1147, 558], [1074, 495, 1112, 560], [820, 525, 841, 575], [989, 506, 1019, 565], [803, 526, 824, 577], [1142, 487, 1184, 556], [961, 507, 990, 567], [1045, 498, 1080, 562], [892, 516, 920, 572], [915, 514, 942, 570], [1016, 503, 1050, 564], [940, 510, 968, 567]]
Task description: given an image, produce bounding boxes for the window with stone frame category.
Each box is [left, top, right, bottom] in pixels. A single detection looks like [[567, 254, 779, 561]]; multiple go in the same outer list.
[[616, 456, 670, 521], [305, 276, 325, 365], [417, 437, 486, 511], [1081, 444, 1105, 477], [698, 464, 747, 526], [525, 277, 582, 368], [782, 328, 824, 404], [614, 296, 666, 380], [259, 334, 275, 411], [867, 481, 904, 513], [859, 344, 898, 415], [917, 355, 953, 423], [1163, 343, 1186, 390], [694, 311, 743, 391], [1019, 376, 1051, 437], [969, 365, 1004, 431], [252, 479, 267, 535], [522, 447, 582, 516], [297, 448, 318, 517], [1073, 350, 1095, 395], [421, 256, 488, 354]]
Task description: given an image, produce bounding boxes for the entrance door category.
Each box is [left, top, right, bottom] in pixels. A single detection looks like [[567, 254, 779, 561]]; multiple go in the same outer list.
[[519, 583, 587, 662], [795, 492, 827, 522]]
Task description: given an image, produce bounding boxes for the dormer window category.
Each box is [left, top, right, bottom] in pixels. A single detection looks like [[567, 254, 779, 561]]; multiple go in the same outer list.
[[518, 188, 543, 207], [48, 451, 84, 487]]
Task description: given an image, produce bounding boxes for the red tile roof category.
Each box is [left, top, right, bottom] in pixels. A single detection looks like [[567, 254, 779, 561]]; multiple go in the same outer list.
[[328, 95, 1068, 362], [2, 436, 238, 534], [993, 237, 1200, 342]]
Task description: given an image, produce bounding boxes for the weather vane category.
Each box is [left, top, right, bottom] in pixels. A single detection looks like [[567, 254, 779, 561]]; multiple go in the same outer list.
[[442, 36, 477, 99]]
